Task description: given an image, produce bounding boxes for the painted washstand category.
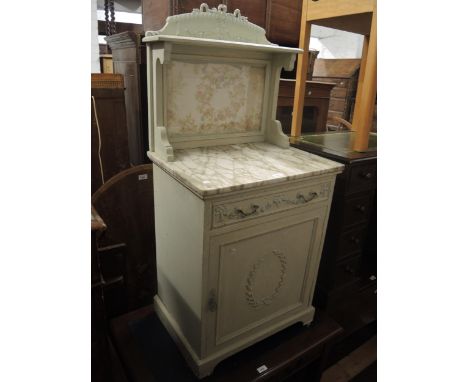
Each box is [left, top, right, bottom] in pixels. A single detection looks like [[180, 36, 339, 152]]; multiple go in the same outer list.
[[143, 4, 343, 378]]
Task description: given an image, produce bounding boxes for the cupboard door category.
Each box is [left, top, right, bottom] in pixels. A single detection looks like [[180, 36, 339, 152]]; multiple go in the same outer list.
[[206, 208, 326, 352]]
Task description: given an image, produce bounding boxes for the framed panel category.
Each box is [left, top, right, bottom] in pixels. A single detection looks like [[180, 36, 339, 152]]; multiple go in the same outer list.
[[205, 207, 327, 353], [163, 54, 271, 146]]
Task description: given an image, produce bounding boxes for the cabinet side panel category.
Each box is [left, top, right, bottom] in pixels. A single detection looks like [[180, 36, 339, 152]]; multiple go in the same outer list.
[[153, 165, 204, 354]]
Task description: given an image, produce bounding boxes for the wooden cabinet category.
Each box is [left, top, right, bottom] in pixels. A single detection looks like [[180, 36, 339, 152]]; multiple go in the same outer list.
[[290, 133, 377, 310], [91, 74, 131, 194], [277, 79, 335, 134], [144, 7, 343, 378], [206, 187, 329, 354], [106, 32, 149, 165], [312, 59, 361, 130], [152, 165, 340, 377]]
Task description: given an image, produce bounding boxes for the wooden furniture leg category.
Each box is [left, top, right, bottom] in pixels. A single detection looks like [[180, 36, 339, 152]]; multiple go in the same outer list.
[[291, 0, 310, 138], [352, 12, 377, 152], [352, 35, 369, 132]]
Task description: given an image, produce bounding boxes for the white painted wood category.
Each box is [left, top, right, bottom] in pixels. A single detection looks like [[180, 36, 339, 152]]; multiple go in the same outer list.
[[152, 165, 205, 354], [144, 4, 299, 161], [146, 4, 343, 378], [208, 209, 325, 349], [152, 170, 338, 376]]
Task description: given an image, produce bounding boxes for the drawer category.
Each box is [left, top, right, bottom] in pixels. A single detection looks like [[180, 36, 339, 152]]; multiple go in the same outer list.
[[337, 226, 367, 261], [314, 77, 349, 88], [342, 193, 373, 228], [348, 163, 377, 193], [212, 181, 332, 229], [329, 97, 346, 112], [330, 87, 348, 98], [334, 256, 361, 289]]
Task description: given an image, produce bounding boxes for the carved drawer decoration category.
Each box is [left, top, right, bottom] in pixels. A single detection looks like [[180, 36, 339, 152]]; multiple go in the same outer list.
[[212, 182, 331, 228]]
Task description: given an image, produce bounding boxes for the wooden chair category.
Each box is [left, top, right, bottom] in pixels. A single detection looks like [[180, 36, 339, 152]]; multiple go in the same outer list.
[[291, 0, 377, 151], [327, 115, 353, 131], [92, 164, 157, 314]]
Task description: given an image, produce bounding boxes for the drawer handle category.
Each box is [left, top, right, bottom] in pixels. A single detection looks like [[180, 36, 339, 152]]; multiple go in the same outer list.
[[360, 172, 373, 179], [296, 191, 318, 203], [350, 236, 361, 245], [234, 204, 260, 217], [344, 265, 356, 274], [355, 204, 366, 213]]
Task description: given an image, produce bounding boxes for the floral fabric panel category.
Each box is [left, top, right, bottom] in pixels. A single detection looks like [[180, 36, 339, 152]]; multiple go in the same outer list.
[[166, 61, 265, 137]]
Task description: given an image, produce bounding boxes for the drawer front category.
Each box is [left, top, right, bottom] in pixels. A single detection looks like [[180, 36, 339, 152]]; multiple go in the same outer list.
[[337, 226, 367, 261], [212, 181, 332, 229], [348, 163, 377, 193], [342, 193, 373, 228], [330, 87, 348, 98], [334, 256, 361, 289], [329, 97, 346, 112], [206, 209, 326, 353], [314, 77, 349, 88]]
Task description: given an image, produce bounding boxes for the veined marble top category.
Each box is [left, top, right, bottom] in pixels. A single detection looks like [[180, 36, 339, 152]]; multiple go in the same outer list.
[[148, 142, 344, 198]]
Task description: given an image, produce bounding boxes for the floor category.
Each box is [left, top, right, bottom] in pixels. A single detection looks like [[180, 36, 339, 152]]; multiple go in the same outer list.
[[321, 336, 377, 382]]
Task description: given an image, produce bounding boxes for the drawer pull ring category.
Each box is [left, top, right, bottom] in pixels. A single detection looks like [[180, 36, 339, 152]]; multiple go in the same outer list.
[[350, 236, 360, 245], [356, 205, 366, 213], [344, 265, 355, 274], [296, 192, 318, 203], [235, 204, 260, 217]]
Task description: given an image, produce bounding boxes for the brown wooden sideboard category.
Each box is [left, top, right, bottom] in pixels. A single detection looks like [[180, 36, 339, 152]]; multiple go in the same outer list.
[[91, 74, 131, 194], [105, 32, 149, 166], [312, 59, 360, 131], [277, 79, 335, 134]]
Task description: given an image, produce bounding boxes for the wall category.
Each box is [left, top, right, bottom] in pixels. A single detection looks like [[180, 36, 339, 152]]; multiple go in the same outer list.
[[310, 25, 364, 59]]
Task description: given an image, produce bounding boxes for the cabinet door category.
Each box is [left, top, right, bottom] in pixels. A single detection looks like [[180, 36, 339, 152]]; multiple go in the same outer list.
[[206, 208, 326, 353]]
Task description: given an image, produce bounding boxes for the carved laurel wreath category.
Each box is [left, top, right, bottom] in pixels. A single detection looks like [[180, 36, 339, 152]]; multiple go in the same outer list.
[[245, 250, 287, 308]]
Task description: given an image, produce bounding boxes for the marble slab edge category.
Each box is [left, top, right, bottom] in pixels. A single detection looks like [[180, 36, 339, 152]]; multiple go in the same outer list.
[[147, 151, 344, 200]]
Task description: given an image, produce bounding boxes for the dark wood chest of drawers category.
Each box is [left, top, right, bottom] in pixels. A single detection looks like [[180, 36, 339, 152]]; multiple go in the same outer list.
[[290, 133, 377, 311]]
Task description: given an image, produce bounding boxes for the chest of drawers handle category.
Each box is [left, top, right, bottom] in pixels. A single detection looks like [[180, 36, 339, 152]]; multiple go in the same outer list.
[[296, 191, 319, 203], [350, 236, 361, 245], [360, 172, 373, 179], [355, 205, 366, 213], [234, 204, 260, 218]]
